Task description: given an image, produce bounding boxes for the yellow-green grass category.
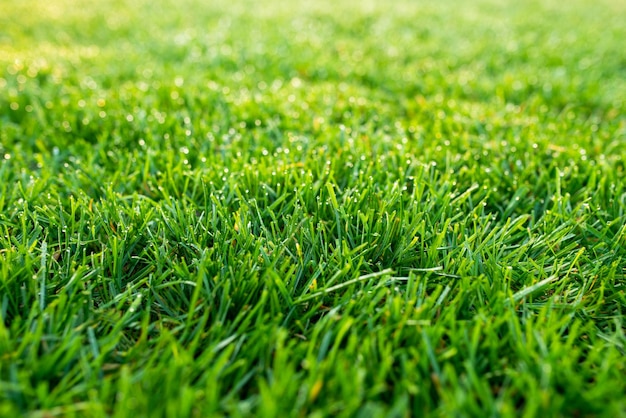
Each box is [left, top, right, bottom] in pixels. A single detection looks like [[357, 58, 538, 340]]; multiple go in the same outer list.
[[1, 0, 625, 416]]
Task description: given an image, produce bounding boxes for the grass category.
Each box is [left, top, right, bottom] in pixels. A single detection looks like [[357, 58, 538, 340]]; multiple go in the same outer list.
[[1, 0, 625, 416]]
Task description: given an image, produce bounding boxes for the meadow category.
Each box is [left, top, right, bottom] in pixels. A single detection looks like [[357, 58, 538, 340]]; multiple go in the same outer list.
[[1, 0, 625, 416]]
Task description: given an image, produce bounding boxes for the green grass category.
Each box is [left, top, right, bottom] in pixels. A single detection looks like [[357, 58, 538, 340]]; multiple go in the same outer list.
[[1, 0, 625, 416]]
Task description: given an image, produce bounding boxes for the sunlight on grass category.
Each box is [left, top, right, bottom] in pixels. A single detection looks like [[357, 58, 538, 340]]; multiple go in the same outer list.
[[1, 0, 625, 416]]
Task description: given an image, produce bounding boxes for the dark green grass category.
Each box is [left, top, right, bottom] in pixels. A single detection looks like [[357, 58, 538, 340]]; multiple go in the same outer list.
[[1, 0, 625, 416]]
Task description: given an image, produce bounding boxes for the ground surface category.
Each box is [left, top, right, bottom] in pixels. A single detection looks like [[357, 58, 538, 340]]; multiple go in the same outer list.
[[1, 0, 625, 416]]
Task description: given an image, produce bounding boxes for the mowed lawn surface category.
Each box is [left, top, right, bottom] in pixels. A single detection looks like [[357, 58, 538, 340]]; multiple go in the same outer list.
[[1, 0, 625, 416]]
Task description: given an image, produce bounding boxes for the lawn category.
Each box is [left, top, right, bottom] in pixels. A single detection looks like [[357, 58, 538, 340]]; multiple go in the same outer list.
[[1, 0, 625, 416]]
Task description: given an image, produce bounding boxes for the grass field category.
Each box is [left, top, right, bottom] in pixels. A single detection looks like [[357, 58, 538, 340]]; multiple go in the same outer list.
[[1, 0, 625, 416]]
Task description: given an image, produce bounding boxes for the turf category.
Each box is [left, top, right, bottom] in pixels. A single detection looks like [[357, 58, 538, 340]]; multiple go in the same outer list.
[[1, 0, 625, 416]]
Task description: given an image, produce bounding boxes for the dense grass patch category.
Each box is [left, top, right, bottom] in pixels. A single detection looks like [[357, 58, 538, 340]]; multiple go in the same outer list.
[[1, 0, 625, 415]]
